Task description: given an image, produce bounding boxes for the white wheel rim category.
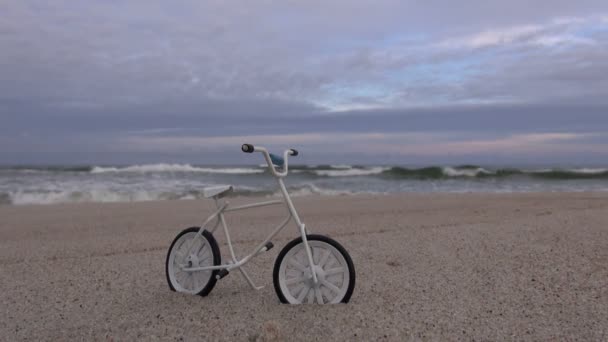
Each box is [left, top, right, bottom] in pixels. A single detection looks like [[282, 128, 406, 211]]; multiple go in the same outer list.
[[278, 240, 350, 304], [168, 231, 214, 295]]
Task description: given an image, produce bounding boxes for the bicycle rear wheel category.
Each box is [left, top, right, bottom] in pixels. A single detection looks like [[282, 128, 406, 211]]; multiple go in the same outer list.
[[166, 227, 221, 296]]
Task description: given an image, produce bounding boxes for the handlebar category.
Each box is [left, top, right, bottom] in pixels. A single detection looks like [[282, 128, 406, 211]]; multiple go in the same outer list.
[[241, 144, 255, 153], [241, 144, 298, 178]]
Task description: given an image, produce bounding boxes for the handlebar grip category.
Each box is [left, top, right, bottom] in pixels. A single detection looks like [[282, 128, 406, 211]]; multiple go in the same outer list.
[[289, 149, 299, 156], [241, 144, 254, 153]]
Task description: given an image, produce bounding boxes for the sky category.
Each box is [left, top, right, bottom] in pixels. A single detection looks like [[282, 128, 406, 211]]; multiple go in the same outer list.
[[1, 1, 608, 165]]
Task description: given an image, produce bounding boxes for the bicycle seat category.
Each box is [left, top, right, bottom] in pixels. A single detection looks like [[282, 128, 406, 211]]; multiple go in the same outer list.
[[203, 185, 233, 199]]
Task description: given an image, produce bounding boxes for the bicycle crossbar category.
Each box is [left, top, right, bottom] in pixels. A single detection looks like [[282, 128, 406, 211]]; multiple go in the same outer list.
[[182, 212, 292, 274], [224, 200, 283, 212]]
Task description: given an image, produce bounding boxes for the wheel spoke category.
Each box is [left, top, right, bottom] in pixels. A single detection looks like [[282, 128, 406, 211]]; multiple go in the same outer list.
[[290, 283, 305, 296], [285, 275, 305, 286], [296, 286, 310, 302], [201, 270, 210, 279], [324, 267, 344, 276], [177, 271, 187, 286], [199, 248, 210, 260], [183, 273, 190, 290], [196, 243, 207, 257], [183, 273, 192, 288], [321, 280, 341, 295], [190, 274, 197, 290], [180, 241, 193, 256], [192, 274, 200, 290], [288, 258, 308, 272], [174, 250, 187, 261], [318, 249, 331, 267], [315, 288, 324, 304], [307, 290, 315, 304], [187, 274, 194, 290]]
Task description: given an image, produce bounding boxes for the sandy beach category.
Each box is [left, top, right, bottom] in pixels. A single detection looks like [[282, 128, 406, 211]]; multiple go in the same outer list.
[[1, 193, 607, 341]]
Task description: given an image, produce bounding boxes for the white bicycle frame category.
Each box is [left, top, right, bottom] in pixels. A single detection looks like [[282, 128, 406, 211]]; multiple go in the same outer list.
[[180, 146, 318, 290]]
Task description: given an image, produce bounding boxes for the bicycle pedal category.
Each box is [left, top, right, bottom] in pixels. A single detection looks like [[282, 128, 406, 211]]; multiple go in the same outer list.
[[216, 269, 229, 280], [264, 241, 274, 251]]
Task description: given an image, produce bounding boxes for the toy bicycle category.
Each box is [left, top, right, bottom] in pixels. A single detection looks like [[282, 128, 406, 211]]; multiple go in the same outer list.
[[165, 144, 355, 304]]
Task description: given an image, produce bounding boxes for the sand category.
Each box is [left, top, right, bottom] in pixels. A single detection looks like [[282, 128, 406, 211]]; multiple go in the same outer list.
[[1, 193, 607, 341]]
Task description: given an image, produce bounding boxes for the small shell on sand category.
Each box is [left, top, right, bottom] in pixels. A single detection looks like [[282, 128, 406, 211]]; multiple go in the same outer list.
[[257, 320, 281, 342]]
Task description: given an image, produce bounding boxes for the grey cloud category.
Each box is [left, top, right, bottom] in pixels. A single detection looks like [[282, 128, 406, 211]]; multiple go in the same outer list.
[[1, 1, 608, 164], [2, 1, 607, 106], [453, 34, 608, 105]]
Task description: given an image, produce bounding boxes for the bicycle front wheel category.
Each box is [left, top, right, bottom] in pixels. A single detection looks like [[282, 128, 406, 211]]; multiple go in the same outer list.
[[273, 234, 355, 304]]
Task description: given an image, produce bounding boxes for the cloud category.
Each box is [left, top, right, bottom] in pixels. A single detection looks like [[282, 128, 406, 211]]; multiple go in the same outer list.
[[1, 1, 608, 163], [2, 2, 607, 110], [438, 17, 599, 50], [445, 25, 543, 49]]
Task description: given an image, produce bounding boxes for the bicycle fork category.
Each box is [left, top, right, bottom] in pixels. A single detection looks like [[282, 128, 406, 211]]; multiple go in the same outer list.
[[277, 178, 318, 285]]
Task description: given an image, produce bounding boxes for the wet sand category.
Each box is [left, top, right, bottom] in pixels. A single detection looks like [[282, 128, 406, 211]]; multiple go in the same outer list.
[[1, 193, 607, 341]]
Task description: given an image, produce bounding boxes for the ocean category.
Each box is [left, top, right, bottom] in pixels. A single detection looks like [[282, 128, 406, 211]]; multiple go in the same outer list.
[[1, 164, 607, 205]]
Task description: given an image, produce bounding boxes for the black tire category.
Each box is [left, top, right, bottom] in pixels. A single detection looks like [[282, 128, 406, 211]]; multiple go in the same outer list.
[[273, 234, 355, 304], [165, 227, 221, 296]]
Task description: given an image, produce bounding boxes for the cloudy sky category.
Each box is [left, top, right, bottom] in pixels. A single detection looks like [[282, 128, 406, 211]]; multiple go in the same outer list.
[[1, 1, 608, 165]]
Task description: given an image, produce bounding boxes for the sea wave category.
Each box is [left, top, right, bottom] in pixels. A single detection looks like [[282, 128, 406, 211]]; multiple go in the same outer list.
[[313, 167, 389, 177], [382, 166, 608, 179], [527, 168, 608, 179], [329, 164, 353, 169], [382, 166, 445, 179], [88, 164, 605, 179], [0, 183, 355, 205], [442, 166, 492, 177], [90, 164, 264, 174], [290, 164, 351, 171], [273, 183, 357, 197], [0, 166, 94, 173], [1, 189, 192, 205], [3, 163, 608, 180]]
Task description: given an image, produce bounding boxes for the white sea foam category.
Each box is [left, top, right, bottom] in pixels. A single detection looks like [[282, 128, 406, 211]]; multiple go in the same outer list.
[[314, 167, 388, 177], [567, 168, 608, 174], [7, 189, 171, 205], [276, 183, 356, 197], [329, 164, 353, 169], [4, 187, 206, 205], [528, 167, 608, 174], [442, 167, 492, 177], [91, 164, 264, 174], [2, 183, 355, 205]]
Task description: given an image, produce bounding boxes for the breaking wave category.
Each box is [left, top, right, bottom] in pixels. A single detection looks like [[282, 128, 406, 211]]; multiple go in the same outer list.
[[380, 166, 608, 180], [2, 164, 607, 180], [0, 184, 354, 205], [312, 167, 389, 177], [275, 183, 358, 197], [289, 165, 608, 180], [90, 164, 264, 174], [1, 163, 607, 206]]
